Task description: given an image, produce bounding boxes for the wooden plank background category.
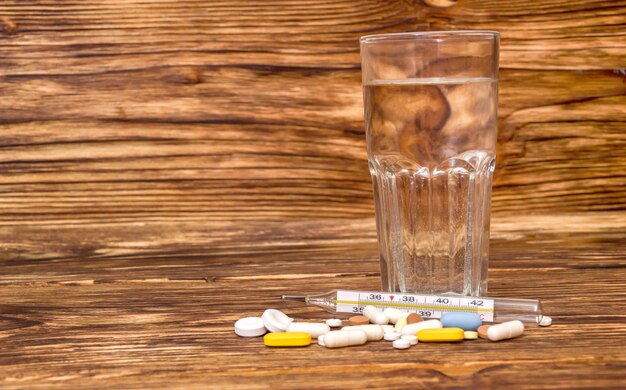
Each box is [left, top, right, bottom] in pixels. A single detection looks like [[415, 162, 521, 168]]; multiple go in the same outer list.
[[0, 0, 625, 388]]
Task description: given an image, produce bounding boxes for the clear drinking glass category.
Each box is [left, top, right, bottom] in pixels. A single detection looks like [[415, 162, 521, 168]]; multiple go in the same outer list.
[[360, 31, 499, 296]]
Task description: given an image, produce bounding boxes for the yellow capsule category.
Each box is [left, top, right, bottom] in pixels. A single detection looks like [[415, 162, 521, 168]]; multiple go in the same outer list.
[[417, 328, 464, 342], [264, 332, 312, 347]]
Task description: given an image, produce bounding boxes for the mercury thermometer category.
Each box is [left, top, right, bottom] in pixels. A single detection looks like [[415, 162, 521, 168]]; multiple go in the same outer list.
[[282, 289, 551, 326]]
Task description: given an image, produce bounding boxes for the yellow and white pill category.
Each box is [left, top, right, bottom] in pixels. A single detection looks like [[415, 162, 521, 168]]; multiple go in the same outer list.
[[395, 315, 408, 330], [264, 332, 311, 347], [464, 331, 478, 340], [417, 327, 464, 342]]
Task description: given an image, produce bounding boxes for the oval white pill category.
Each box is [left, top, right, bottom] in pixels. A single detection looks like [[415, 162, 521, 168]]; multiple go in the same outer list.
[[392, 338, 411, 349], [383, 308, 404, 324], [384, 332, 401, 341], [324, 330, 367, 348], [326, 318, 343, 328], [374, 313, 389, 325], [381, 325, 395, 334], [363, 305, 389, 325], [401, 319, 442, 336], [362, 305, 378, 319], [539, 316, 552, 327], [234, 317, 267, 337], [372, 313, 389, 325], [261, 309, 293, 333], [401, 334, 418, 345], [487, 320, 525, 342], [341, 324, 384, 341], [286, 322, 330, 338]]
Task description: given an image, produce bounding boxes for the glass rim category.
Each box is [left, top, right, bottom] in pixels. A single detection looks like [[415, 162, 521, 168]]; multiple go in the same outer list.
[[360, 30, 499, 44]]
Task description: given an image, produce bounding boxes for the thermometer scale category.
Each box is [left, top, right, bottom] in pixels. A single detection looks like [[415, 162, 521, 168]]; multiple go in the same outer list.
[[282, 289, 552, 325]]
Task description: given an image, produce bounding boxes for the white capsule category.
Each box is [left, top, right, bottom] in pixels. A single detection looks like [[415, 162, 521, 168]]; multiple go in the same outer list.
[[324, 330, 367, 348], [362, 305, 389, 325], [401, 334, 418, 345], [401, 319, 442, 336], [325, 318, 343, 328], [341, 324, 384, 341], [383, 332, 401, 341], [381, 325, 395, 334], [362, 305, 378, 319], [383, 308, 405, 324], [487, 320, 525, 342], [374, 313, 389, 325], [286, 322, 330, 338], [261, 309, 293, 333], [392, 338, 411, 349], [318, 334, 325, 346]]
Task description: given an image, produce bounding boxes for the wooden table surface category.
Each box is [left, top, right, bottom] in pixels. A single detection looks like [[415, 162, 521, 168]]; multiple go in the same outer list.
[[1, 0, 625, 388]]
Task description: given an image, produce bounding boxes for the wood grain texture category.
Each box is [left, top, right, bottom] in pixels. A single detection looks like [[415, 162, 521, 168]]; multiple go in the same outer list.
[[0, 0, 625, 388], [1, 214, 626, 389], [418, 0, 626, 70], [0, 0, 624, 221]]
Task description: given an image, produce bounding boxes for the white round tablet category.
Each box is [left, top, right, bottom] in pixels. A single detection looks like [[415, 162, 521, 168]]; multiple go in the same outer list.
[[384, 332, 401, 341], [325, 318, 343, 328], [234, 317, 267, 337], [401, 334, 418, 345], [392, 338, 411, 349], [261, 309, 293, 332], [539, 316, 553, 327]]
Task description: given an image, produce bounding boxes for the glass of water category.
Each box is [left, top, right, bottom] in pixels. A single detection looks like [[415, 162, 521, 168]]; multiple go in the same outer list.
[[360, 31, 499, 296]]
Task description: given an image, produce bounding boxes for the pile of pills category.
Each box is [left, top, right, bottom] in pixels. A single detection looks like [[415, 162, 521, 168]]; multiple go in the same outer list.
[[235, 304, 542, 349]]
